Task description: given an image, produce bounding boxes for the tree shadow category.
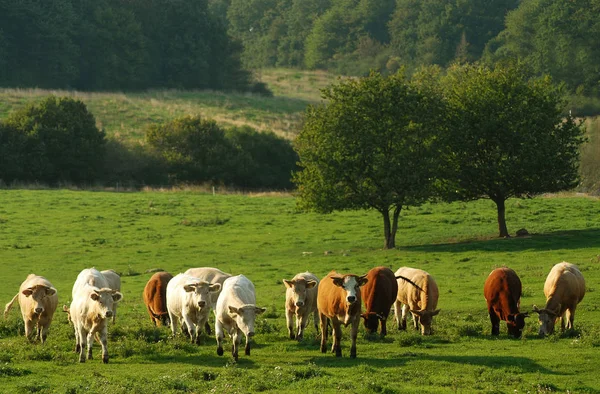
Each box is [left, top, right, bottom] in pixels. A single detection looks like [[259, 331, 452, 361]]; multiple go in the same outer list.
[[402, 229, 600, 254], [417, 354, 563, 375]]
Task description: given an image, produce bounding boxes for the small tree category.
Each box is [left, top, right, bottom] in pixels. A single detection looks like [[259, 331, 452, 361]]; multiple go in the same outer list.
[[440, 63, 586, 237], [294, 71, 444, 249]]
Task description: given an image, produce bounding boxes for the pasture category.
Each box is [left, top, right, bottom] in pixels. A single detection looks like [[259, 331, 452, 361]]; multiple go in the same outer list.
[[1, 189, 599, 393]]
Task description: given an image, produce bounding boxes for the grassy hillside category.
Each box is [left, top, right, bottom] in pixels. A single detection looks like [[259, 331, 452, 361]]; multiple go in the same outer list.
[[0, 190, 599, 393]]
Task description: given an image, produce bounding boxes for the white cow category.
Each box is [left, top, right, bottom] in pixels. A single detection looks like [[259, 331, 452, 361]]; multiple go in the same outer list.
[[283, 272, 319, 340], [70, 268, 122, 363], [184, 267, 232, 334], [101, 270, 121, 323], [166, 273, 222, 343], [4, 274, 58, 343], [215, 275, 265, 361]]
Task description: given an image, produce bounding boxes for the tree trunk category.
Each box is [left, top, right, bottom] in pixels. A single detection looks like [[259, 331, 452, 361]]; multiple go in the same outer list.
[[494, 198, 510, 238], [382, 206, 402, 249]]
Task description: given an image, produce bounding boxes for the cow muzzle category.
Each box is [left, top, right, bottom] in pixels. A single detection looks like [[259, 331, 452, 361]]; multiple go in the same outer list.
[[247, 331, 255, 337], [105, 310, 113, 318], [295, 301, 304, 307], [198, 301, 206, 308], [346, 296, 356, 304], [34, 307, 44, 314]]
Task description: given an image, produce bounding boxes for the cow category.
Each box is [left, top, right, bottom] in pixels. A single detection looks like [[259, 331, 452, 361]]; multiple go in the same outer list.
[[70, 268, 123, 363], [533, 262, 585, 337], [394, 267, 440, 336], [101, 269, 121, 323], [317, 271, 368, 358], [143, 271, 174, 327], [283, 272, 319, 340], [4, 274, 58, 343], [483, 267, 528, 338], [184, 267, 232, 334], [214, 274, 265, 361], [166, 273, 221, 344], [360, 267, 398, 336]]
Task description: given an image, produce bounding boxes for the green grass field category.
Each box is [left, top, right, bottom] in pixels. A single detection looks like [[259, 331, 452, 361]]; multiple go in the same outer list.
[[1, 190, 599, 393]]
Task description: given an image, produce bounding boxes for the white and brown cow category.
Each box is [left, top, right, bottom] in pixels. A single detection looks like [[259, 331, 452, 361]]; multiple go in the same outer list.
[[215, 274, 266, 361], [317, 271, 368, 358], [394, 267, 440, 335], [533, 262, 586, 337], [4, 274, 58, 343], [70, 268, 123, 363], [166, 273, 221, 343], [184, 267, 232, 334], [283, 272, 319, 340], [101, 269, 121, 323]]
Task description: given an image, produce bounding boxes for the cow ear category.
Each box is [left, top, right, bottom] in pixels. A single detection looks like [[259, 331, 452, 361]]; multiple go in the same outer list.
[[357, 275, 368, 287], [183, 284, 196, 293], [432, 309, 441, 316], [46, 287, 57, 296], [228, 306, 239, 316], [209, 283, 222, 293], [90, 292, 100, 301], [283, 280, 294, 289], [22, 288, 33, 297], [306, 280, 317, 289], [331, 277, 344, 287], [112, 291, 123, 302], [255, 307, 266, 315]]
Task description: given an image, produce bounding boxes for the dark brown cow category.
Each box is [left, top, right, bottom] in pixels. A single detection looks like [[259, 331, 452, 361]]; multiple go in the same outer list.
[[143, 271, 174, 326], [360, 267, 398, 336], [317, 271, 368, 358], [483, 267, 528, 338]]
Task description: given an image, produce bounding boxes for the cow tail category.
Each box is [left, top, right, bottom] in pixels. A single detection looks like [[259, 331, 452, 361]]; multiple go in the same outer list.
[[395, 276, 424, 292], [3, 293, 19, 319]]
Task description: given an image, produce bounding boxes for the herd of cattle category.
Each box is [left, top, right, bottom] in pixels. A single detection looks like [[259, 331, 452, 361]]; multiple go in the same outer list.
[[3, 262, 586, 363]]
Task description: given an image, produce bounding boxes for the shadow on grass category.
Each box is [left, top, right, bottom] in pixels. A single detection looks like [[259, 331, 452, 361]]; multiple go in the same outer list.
[[145, 352, 259, 368], [402, 228, 600, 253]]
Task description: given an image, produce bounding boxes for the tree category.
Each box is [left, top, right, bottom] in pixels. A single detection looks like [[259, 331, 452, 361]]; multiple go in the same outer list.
[[293, 71, 444, 249], [440, 63, 586, 237]]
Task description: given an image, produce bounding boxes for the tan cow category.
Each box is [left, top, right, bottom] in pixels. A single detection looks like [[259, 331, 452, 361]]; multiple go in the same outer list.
[[283, 272, 319, 340], [101, 269, 121, 323], [4, 274, 58, 343], [317, 271, 368, 358], [533, 262, 586, 337], [70, 268, 123, 363], [394, 267, 440, 335]]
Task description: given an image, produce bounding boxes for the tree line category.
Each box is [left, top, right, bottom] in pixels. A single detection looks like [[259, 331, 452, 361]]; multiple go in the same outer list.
[[0, 0, 266, 93], [0, 97, 297, 190], [213, 0, 600, 96]]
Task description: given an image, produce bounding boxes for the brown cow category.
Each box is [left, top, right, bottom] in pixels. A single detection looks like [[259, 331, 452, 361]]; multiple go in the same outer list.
[[394, 267, 440, 335], [317, 271, 367, 358], [533, 262, 585, 337], [283, 272, 319, 340], [483, 267, 528, 338], [143, 271, 174, 326], [4, 274, 58, 343], [360, 267, 398, 336]]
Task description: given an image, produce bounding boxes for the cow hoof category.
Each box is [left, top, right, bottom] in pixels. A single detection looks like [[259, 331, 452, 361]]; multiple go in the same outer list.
[[350, 353, 356, 359], [103, 357, 109, 364], [335, 351, 342, 358], [79, 358, 86, 363], [245, 348, 250, 356], [289, 333, 295, 340], [320, 346, 326, 353], [217, 347, 224, 356], [233, 353, 238, 362], [75, 345, 80, 353]]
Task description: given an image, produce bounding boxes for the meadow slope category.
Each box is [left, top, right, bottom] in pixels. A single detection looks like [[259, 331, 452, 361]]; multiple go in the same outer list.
[[1, 190, 599, 393]]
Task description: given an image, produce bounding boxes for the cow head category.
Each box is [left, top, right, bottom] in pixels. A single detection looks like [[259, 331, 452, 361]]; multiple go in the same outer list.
[[228, 304, 266, 337], [533, 304, 560, 337], [22, 285, 57, 315], [410, 309, 441, 335], [331, 274, 368, 305], [90, 288, 122, 319], [361, 312, 385, 333], [183, 281, 222, 309], [506, 312, 529, 338], [283, 278, 317, 308]]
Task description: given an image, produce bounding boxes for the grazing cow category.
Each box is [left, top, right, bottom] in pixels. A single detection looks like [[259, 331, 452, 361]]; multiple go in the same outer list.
[[4, 274, 58, 343], [70, 268, 123, 363], [360, 267, 398, 336], [101, 270, 121, 323], [166, 273, 221, 343], [215, 275, 265, 361], [394, 267, 440, 336], [317, 271, 368, 358], [533, 262, 585, 337], [483, 267, 528, 338], [184, 267, 232, 334], [143, 271, 174, 326], [283, 272, 319, 340]]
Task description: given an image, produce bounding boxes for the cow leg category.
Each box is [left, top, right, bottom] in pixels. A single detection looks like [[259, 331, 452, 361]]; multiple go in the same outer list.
[[79, 328, 88, 363], [244, 332, 251, 356], [24, 319, 35, 341], [168, 311, 178, 337], [112, 304, 117, 324], [319, 313, 328, 353], [232, 328, 241, 361], [286, 307, 295, 339], [489, 309, 500, 335], [394, 300, 402, 330], [147, 306, 157, 326], [182, 316, 196, 344], [350, 318, 359, 359], [86, 331, 95, 360], [380, 317, 387, 337], [313, 309, 319, 333], [566, 307, 575, 330], [74, 324, 82, 353], [99, 327, 109, 363], [401, 304, 410, 330], [215, 318, 224, 356], [40, 323, 50, 344], [332, 321, 342, 357], [204, 321, 212, 335], [297, 313, 307, 341]]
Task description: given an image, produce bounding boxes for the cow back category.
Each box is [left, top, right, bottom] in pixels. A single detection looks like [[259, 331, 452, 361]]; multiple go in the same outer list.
[[184, 267, 232, 305], [72, 268, 109, 298], [395, 267, 438, 311], [484, 267, 522, 318], [361, 267, 397, 314], [143, 271, 173, 315], [544, 262, 585, 313]]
